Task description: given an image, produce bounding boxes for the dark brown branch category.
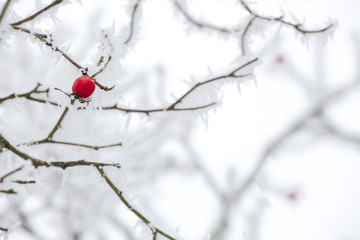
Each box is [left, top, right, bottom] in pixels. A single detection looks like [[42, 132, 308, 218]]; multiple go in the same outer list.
[[12, 180, 36, 184], [0, 227, 8, 232], [47, 107, 69, 140], [0, 166, 23, 182], [0, 0, 12, 26], [91, 56, 112, 79], [174, 1, 236, 33], [0, 84, 59, 107], [0, 133, 50, 167], [0, 83, 50, 104], [11, 0, 63, 26], [0, 189, 16, 194], [168, 58, 257, 110], [50, 160, 120, 169], [124, 0, 141, 44], [93, 79, 115, 91], [96, 167, 175, 240], [240, 0, 333, 34]]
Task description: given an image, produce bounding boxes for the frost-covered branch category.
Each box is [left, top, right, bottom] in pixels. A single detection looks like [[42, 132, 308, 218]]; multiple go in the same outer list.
[[0, 133, 121, 169], [240, 0, 333, 34], [124, 0, 142, 44], [101, 102, 215, 115], [24, 139, 123, 150], [239, 0, 333, 55], [234, 77, 360, 201], [168, 58, 257, 110], [102, 58, 257, 114], [320, 120, 360, 145], [10, 0, 62, 26], [174, 0, 237, 33], [10, 1, 114, 92], [96, 167, 176, 240], [241, 16, 256, 55], [0, 83, 58, 106]]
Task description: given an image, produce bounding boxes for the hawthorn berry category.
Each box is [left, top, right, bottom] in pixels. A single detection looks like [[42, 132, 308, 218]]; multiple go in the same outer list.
[[72, 75, 95, 99]]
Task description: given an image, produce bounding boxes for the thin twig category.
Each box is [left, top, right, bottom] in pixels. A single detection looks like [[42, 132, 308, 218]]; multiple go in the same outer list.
[[241, 16, 256, 55], [0, 134, 121, 169], [0, 0, 12, 26], [12, 180, 36, 184], [0, 166, 23, 182], [11, 0, 63, 26], [47, 107, 69, 140], [50, 160, 120, 169], [23, 139, 122, 150], [174, 1, 236, 33], [96, 167, 176, 240], [168, 58, 257, 110], [10, 0, 114, 91], [239, 0, 333, 34], [124, 0, 141, 44], [91, 32, 114, 82], [102, 102, 216, 115], [0, 83, 50, 104], [99, 59, 256, 114]]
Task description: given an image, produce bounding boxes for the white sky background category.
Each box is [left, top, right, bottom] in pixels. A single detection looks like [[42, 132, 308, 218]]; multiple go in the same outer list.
[[1, 0, 360, 239]]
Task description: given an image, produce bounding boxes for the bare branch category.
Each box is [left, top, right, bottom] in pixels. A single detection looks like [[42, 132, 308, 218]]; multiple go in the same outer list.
[[0, 166, 23, 182], [93, 79, 115, 91], [47, 107, 69, 140], [12, 180, 36, 184], [240, 0, 333, 34], [0, 133, 51, 167], [96, 167, 176, 240], [0, 189, 16, 194], [0, 0, 12, 26]]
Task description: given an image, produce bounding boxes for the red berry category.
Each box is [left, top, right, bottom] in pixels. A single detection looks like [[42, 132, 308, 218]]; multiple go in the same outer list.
[[275, 55, 284, 64], [72, 75, 95, 99]]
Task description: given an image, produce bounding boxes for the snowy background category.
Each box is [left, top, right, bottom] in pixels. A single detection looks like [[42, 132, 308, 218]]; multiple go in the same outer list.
[[1, 0, 360, 239]]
